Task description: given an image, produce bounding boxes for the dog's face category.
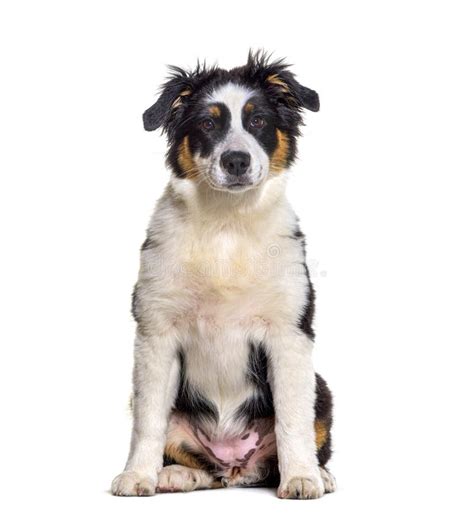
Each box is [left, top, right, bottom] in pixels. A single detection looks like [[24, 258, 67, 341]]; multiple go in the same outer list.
[[143, 52, 319, 193]]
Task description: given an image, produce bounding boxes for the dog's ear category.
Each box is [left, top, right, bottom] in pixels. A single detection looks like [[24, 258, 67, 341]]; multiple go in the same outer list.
[[265, 70, 319, 112], [247, 51, 319, 112], [143, 67, 194, 132]]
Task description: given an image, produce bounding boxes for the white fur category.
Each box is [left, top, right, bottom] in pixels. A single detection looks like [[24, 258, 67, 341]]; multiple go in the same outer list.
[[157, 464, 214, 492], [112, 98, 323, 498], [196, 83, 270, 191]]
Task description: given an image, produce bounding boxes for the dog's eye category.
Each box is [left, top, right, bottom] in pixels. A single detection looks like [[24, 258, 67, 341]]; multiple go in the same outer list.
[[200, 119, 215, 132], [250, 116, 265, 129]]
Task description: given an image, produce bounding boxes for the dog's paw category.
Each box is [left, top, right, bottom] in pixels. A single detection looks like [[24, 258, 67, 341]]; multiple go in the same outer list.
[[320, 467, 337, 493], [277, 474, 325, 500], [111, 470, 156, 496], [157, 464, 213, 493]]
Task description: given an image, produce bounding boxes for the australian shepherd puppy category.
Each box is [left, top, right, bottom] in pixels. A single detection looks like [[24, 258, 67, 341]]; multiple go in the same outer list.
[[111, 52, 335, 500]]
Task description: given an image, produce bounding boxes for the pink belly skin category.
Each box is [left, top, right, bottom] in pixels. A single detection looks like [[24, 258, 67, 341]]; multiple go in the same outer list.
[[167, 412, 277, 478], [196, 427, 260, 466]]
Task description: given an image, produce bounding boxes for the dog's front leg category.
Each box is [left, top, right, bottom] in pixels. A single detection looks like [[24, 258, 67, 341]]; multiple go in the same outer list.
[[267, 330, 324, 499], [112, 332, 179, 496]]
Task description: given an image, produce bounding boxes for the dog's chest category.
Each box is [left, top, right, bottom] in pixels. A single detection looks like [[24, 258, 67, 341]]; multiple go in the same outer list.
[[170, 229, 279, 332], [168, 230, 276, 419]]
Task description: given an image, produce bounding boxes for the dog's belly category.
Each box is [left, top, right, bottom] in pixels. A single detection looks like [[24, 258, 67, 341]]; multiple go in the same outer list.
[[178, 309, 267, 406], [169, 328, 276, 480], [166, 412, 277, 478]]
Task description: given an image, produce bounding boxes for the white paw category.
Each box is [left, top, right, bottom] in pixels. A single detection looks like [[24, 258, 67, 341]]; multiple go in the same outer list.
[[320, 467, 337, 493], [278, 474, 325, 500], [111, 470, 157, 496], [157, 464, 213, 493]]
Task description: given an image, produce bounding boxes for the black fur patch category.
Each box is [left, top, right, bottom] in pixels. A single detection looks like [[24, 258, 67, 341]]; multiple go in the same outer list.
[[194, 102, 231, 159], [241, 93, 280, 157], [299, 263, 316, 340], [292, 228, 305, 240], [235, 342, 274, 423], [291, 226, 315, 340], [315, 373, 333, 467], [162, 453, 176, 467], [166, 102, 232, 178], [256, 455, 280, 488], [141, 236, 159, 251], [131, 283, 140, 323], [173, 351, 219, 423]]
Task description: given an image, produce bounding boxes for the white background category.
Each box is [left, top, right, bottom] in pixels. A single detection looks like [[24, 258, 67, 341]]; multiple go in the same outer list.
[[1, 1, 473, 517]]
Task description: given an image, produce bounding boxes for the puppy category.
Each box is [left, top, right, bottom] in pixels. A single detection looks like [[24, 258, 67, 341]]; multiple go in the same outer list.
[[112, 51, 335, 499]]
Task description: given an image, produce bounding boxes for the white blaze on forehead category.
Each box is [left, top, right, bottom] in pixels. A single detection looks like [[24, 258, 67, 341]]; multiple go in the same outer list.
[[208, 83, 254, 130], [205, 82, 269, 185]]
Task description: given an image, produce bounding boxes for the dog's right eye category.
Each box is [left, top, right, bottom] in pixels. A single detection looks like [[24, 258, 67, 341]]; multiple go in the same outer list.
[[200, 119, 215, 132]]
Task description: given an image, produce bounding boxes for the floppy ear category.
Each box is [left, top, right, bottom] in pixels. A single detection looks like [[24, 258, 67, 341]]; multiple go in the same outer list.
[[266, 70, 320, 112], [143, 67, 194, 132], [246, 51, 319, 112]]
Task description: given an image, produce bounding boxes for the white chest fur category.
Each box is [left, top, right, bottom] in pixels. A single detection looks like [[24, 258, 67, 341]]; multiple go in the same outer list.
[[135, 179, 308, 433]]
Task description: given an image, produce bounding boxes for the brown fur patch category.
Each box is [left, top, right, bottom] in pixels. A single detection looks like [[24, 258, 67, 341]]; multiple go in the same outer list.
[[315, 420, 328, 450], [164, 442, 205, 470], [177, 136, 199, 179], [244, 102, 255, 113], [209, 105, 221, 117], [266, 74, 290, 93], [269, 129, 290, 173]]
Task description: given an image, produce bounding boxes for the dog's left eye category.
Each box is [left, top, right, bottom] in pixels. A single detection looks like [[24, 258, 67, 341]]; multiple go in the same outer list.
[[200, 119, 215, 132], [250, 116, 265, 129]]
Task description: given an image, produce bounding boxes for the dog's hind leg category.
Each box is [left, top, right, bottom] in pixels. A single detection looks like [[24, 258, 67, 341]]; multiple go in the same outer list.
[[157, 464, 216, 492], [319, 466, 336, 493], [220, 459, 279, 489], [158, 427, 219, 492], [314, 373, 336, 493]]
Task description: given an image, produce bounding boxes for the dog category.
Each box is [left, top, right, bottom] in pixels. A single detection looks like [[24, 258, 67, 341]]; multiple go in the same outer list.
[[111, 51, 335, 500]]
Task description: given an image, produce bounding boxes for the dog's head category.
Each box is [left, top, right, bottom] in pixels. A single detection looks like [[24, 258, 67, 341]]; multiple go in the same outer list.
[[143, 51, 319, 193]]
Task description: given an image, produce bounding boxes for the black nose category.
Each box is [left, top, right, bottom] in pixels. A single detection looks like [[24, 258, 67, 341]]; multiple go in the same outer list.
[[220, 150, 251, 176]]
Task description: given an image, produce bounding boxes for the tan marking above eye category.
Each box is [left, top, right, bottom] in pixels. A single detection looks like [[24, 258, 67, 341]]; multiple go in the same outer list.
[[244, 102, 255, 113], [209, 105, 221, 117], [270, 129, 290, 173]]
